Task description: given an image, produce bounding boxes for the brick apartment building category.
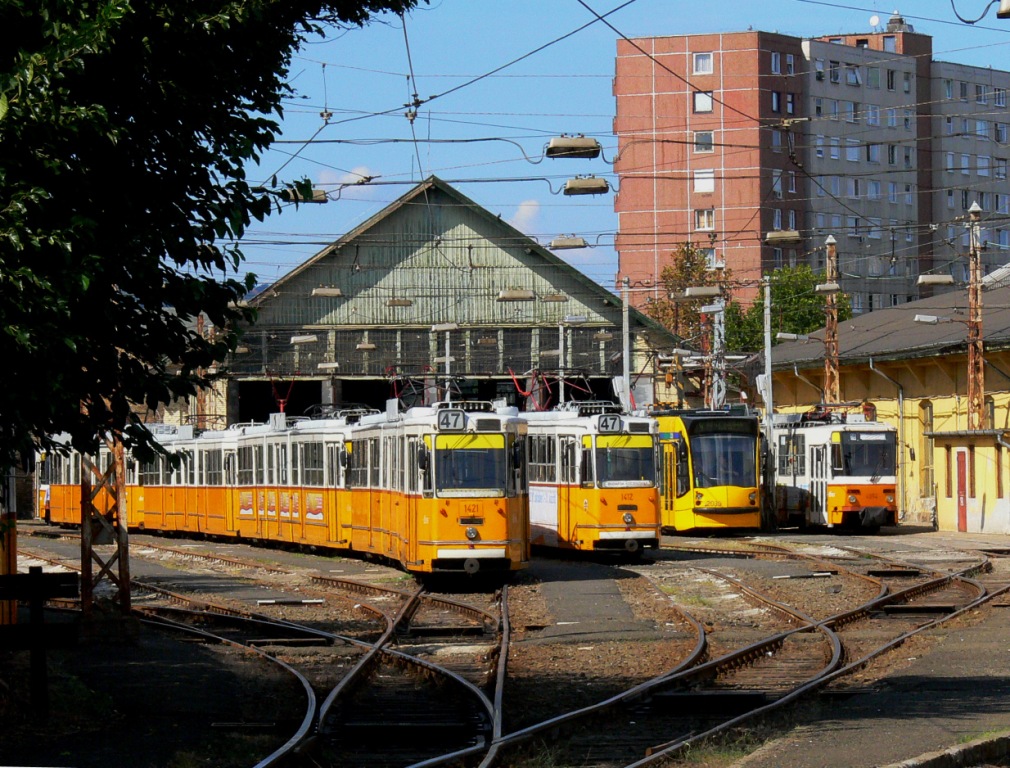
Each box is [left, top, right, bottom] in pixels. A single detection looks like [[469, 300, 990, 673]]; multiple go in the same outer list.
[[614, 12, 1010, 312]]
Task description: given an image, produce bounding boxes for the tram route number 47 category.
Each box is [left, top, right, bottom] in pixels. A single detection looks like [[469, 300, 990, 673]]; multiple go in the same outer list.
[[438, 409, 466, 431]]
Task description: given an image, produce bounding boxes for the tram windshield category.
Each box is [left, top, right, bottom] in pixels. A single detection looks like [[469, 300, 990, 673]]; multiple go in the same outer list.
[[690, 434, 758, 489], [434, 434, 507, 496], [833, 431, 896, 479], [595, 435, 655, 487]]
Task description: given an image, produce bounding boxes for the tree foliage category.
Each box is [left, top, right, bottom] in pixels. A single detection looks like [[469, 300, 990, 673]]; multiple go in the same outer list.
[[724, 265, 852, 352], [0, 0, 418, 465], [646, 243, 730, 345]]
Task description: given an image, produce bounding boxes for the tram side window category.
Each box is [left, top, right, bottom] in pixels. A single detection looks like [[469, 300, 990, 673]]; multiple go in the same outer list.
[[291, 441, 299, 486], [368, 438, 380, 487], [138, 456, 160, 486], [203, 449, 223, 485], [254, 445, 264, 485], [302, 442, 324, 487], [676, 439, 690, 497], [125, 454, 137, 485], [777, 434, 805, 476], [277, 444, 288, 485], [406, 438, 420, 493], [348, 439, 367, 488], [182, 450, 195, 485], [237, 446, 254, 486], [528, 434, 557, 483], [560, 438, 577, 485], [267, 444, 275, 484]]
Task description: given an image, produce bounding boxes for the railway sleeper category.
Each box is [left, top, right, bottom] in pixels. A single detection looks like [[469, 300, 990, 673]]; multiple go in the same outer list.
[[882, 603, 957, 615], [647, 689, 775, 715]]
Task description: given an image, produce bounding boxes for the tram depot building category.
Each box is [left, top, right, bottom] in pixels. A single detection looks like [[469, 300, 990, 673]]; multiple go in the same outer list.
[[148, 176, 1010, 536]]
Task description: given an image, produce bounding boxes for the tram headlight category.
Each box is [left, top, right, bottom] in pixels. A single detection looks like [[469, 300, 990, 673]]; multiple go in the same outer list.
[[622, 512, 635, 525], [848, 495, 858, 504], [886, 495, 895, 504], [748, 491, 757, 505], [465, 526, 479, 541]]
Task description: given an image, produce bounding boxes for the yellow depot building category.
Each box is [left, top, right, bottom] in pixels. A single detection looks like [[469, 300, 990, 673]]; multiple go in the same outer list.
[[771, 268, 1010, 533]]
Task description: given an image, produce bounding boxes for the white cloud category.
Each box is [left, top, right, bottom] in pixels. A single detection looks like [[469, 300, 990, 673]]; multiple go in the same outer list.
[[508, 199, 540, 233]]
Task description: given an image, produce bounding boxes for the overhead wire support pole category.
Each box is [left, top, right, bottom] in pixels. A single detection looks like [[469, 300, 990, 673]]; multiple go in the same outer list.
[[967, 202, 985, 430], [823, 235, 840, 404], [622, 277, 631, 411]]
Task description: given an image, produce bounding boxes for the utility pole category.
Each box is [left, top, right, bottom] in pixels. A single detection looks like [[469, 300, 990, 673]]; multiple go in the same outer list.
[[823, 235, 840, 404], [967, 202, 985, 430]]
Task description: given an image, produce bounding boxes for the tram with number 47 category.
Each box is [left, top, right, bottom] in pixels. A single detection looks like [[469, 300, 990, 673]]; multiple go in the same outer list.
[[521, 401, 660, 555], [39, 399, 530, 577]]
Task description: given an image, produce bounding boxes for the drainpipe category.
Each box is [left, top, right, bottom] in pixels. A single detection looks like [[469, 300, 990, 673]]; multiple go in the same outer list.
[[793, 364, 822, 399], [868, 358, 905, 521]]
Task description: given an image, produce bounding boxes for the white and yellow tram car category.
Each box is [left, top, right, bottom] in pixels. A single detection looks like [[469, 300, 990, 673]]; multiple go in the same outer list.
[[522, 402, 660, 554]]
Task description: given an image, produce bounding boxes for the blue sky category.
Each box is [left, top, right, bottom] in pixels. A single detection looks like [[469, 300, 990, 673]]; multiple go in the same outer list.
[[240, 0, 1010, 293]]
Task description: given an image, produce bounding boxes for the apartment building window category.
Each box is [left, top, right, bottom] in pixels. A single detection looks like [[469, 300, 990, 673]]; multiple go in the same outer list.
[[906, 222, 915, 242], [695, 209, 715, 230], [771, 170, 783, 198], [905, 184, 914, 205], [866, 67, 880, 89], [946, 116, 955, 135], [785, 93, 796, 115], [977, 120, 989, 139], [815, 135, 825, 158], [816, 177, 826, 197], [786, 54, 795, 74], [887, 70, 897, 91], [963, 189, 972, 209], [694, 131, 715, 152], [830, 138, 840, 159], [788, 209, 797, 229], [772, 129, 783, 151], [866, 104, 880, 125], [979, 192, 989, 210], [1001, 228, 1010, 245], [883, 35, 896, 52], [693, 52, 713, 74], [979, 156, 990, 176], [868, 218, 882, 238], [693, 91, 714, 113], [903, 72, 912, 93], [960, 81, 969, 100], [888, 144, 897, 165], [889, 182, 899, 203], [771, 91, 782, 112], [772, 208, 783, 230], [866, 143, 881, 163], [830, 175, 841, 195], [996, 158, 1008, 179], [694, 169, 716, 193], [771, 51, 781, 74], [845, 101, 858, 122], [846, 139, 860, 161], [788, 171, 796, 192], [829, 61, 840, 83], [816, 212, 826, 230], [961, 153, 971, 175], [887, 108, 897, 127], [773, 247, 783, 268], [868, 180, 882, 200], [995, 122, 1008, 144], [847, 178, 860, 199], [962, 117, 971, 136], [830, 100, 839, 120], [944, 79, 953, 99], [904, 147, 913, 168], [847, 216, 860, 237], [999, 193, 1010, 213], [976, 84, 988, 103], [814, 58, 825, 80], [845, 65, 861, 86], [947, 189, 956, 209], [904, 110, 913, 129], [814, 97, 823, 116], [946, 151, 956, 172], [997, 87, 1007, 107]]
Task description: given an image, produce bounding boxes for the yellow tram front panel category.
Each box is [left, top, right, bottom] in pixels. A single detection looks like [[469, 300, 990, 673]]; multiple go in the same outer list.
[[824, 483, 898, 527]]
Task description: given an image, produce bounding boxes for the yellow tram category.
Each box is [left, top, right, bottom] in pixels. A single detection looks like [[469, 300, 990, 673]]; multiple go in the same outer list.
[[522, 401, 660, 554], [40, 400, 530, 576], [651, 408, 762, 534]]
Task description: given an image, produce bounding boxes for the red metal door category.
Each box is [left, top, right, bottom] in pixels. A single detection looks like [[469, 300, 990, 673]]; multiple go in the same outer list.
[[957, 451, 968, 532]]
